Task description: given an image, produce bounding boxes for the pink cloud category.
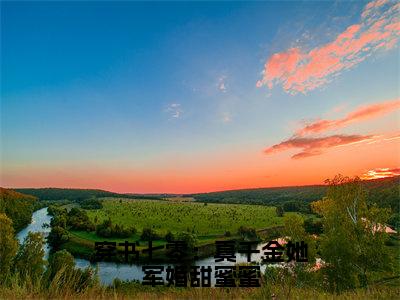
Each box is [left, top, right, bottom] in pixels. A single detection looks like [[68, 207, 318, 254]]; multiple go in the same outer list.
[[297, 98, 400, 136], [257, 0, 400, 94], [264, 134, 374, 159]]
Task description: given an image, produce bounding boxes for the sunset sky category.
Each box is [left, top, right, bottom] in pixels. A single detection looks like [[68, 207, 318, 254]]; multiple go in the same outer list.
[[1, 0, 399, 193]]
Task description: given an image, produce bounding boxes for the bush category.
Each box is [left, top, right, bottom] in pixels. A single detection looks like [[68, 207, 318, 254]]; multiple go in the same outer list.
[[304, 218, 323, 234], [67, 208, 95, 231], [238, 226, 257, 240], [96, 219, 135, 238], [165, 231, 174, 242], [47, 226, 70, 250], [276, 206, 284, 217], [80, 198, 103, 210], [46, 250, 97, 293], [141, 228, 160, 241]]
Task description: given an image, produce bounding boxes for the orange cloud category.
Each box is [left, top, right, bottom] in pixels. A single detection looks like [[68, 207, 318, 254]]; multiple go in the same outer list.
[[297, 98, 400, 136], [360, 167, 400, 180], [257, 0, 400, 94], [264, 134, 375, 159]]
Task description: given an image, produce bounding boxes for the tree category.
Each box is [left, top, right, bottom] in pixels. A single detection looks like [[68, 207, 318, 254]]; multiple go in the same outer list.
[[276, 206, 284, 217], [304, 217, 323, 234], [237, 226, 257, 240], [176, 232, 198, 252], [312, 175, 392, 292], [47, 249, 75, 280], [282, 214, 316, 264], [50, 214, 67, 229], [141, 228, 160, 241], [48, 226, 70, 250], [0, 188, 37, 231], [165, 231, 174, 242], [0, 213, 18, 281], [14, 232, 46, 281]]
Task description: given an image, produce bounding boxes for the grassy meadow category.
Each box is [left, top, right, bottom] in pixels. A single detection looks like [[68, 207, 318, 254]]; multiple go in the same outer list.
[[62, 197, 286, 260], [85, 198, 283, 236]]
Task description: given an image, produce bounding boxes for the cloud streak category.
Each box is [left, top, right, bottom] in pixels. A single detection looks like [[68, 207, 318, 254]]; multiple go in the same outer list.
[[264, 134, 375, 159], [257, 0, 400, 94], [297, 98, 400, 136], [360, 167, 400, 180], [165, 103, 183, 119]]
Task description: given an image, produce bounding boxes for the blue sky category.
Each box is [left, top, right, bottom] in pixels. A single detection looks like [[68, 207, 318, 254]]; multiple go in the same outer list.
[[1, 1, 399, 193]]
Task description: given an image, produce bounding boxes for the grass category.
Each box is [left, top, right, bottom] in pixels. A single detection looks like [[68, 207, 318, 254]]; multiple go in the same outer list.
[[2, 277, 400, 300], [62, 198, 287, 260], [86, 198, 284, 236]]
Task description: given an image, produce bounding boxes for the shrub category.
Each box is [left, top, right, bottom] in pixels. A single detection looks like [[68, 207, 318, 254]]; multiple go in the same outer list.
[[141, 228, 160, 241]]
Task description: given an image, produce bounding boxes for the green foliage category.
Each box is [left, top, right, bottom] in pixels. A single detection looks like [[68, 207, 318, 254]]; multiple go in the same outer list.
[[192, 185, 326, 211], [46, 249, 96, 294], [165, 231, 174, 242], [96, 218, 136, 238], [48, 204, 68, 216], [388, 213, 399, 231], [282, 214, 316, 263], [283, 200, 310, 213], [304, 217, 323, 234], [47, 249, 75, 280], [48, 226, 70, 250], [51, 214, 67, 228], [176, 231, 198, 250], [140, 227, 160, 241], [313, 175, 393, 292], [276, 205, 284, 217], [192, 176, 399, 215], [80, 198, 103, 210], [237, 225, 258, 240], [67, 208, 95, 231], [14, 232, 46, 281], [0, 188, 37, 230], [0, 213, 18, 282], [14, 187, 162, 201], [364, 176, 400, 214], [87, 199, 282, 237]]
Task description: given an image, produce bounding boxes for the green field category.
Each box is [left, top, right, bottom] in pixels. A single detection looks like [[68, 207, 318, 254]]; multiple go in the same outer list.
[[85, 198, 283, 236]]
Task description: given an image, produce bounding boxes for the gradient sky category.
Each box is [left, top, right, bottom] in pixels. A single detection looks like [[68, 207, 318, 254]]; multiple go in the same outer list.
[[1, 0, 399, 193]]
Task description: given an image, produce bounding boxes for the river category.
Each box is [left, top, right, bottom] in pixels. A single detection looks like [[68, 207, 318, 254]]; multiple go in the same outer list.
[[18, 207, 274, 285]]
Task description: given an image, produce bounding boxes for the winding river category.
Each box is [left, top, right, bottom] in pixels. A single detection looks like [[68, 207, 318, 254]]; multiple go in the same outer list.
[[18, 207, 272, 285]]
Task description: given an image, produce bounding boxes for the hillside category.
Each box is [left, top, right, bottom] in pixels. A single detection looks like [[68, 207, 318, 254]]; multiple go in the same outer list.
[[13, 188, 161, 201], [0, 187, 37, 230], [192, 176, 400, 214]]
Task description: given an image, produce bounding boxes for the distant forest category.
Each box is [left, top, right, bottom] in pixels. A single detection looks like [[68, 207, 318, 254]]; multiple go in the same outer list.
[[191, 176, 400, 217], [8, 176, 400, 230], [13, 188, 162, 201]]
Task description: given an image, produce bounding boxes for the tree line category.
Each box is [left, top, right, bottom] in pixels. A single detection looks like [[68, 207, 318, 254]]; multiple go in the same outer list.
[[0, 188, 37, 231]]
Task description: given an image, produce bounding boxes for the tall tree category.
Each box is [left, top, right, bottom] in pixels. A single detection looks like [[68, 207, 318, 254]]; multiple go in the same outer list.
[[0, 213, 18, 282], [312, 175, 392, 292], [14, 232, 46, 282]]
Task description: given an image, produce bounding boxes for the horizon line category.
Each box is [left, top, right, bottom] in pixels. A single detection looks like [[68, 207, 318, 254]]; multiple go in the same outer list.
[[3, 175, 398, 196]]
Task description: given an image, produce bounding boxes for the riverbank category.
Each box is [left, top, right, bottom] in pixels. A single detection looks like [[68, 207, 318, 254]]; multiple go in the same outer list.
[[60, 225, 284, 263], [19, 207, 281, 285]]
